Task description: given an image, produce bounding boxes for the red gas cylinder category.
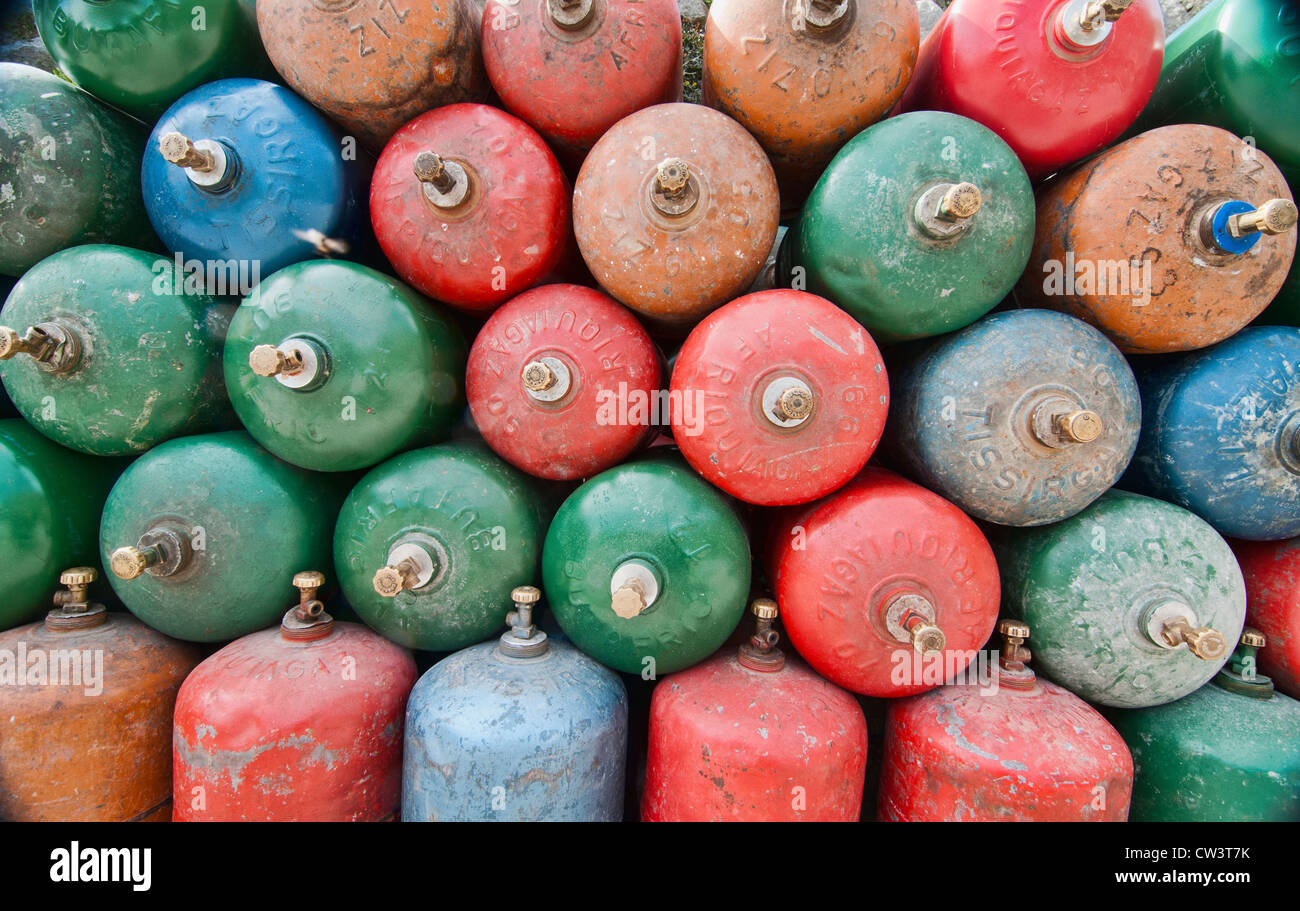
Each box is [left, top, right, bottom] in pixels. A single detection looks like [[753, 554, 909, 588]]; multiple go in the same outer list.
[[1233, 538, 1300, 700], [879, 620, 1134, 821], [641, 598, 868, 821], [894, 0, 1164, 182], [481, 0, 682, 167], [670, 289, 888, 506], [466, 283, 663, 480], [768, 467, 1001, 697], [172, 572, 416, 822], [371, 103, 572, 314]]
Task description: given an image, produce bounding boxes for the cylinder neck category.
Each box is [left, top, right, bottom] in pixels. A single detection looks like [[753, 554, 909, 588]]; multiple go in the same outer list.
[[249, 337, 330, 391], [1029, 395, 1103, 448], [914, 182, 981, 240], [610, 559, 659, 619], [522, 356, 571, 402], [281, 570, 334, 641], [498, 586, 549, 658], [160, 132, 237, 192], [1052, 0, 1130, 55], [1141, 600, 1227, 661], [762, 376, 814, 428], [373, 537, 444, 598], [883, 592, 945, 655], [548, 0, 596, 29], [414, 152, 473, 210], [650, 158, 699, 218], [1212, 629, 1274, 699], [797, 0, 851, 32], [45, 567, 108, 632], [0, 320, 83, 374], [738, 598, 785, 672]]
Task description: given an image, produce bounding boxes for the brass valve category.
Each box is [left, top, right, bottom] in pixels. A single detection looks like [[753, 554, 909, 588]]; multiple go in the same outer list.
[[891, 593, 945, 654], [774, 386, 814, 422], [548, 0, 595, 29], [0, 325, 53, 362], [1056, 409, 1103, 443], [47, 566, 107, 631], [1160, 616, 1228, 661], [998, 619, 1032, 670], [160, 131, 216, 172], [413, 150, 470, 208], [1080, 0, 1133, 29], [413, 151, 456, 194], [282, 570, 333, 640], [499, 585, 549, 657], [249, 344, 304, 378], [292, 228, 351, 257], [937, 182, 982, 221], [1228, 199, 1298, 238], [738, 598, 785, 672], [373, 558, 421, 598], [651, 158, 699, 217], [522, 361, 556, 392], [110, 544, 162, 581], [805, 0, 850, 30], [611, 577, 648, 619], [292, 571, 326, 618]]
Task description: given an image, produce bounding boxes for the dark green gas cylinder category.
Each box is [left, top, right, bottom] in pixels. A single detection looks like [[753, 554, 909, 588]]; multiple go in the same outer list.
[[334, 442, 553, 652], [541, 457, 751, 676], [224, 260, 466, 472], [99, 431, 344, 642], [0, 245, 232, 456], [0, 63, 154, 277], [1111, 630, 1300, 821], [996, 489, 1247, 709], [34, 0, 275, 122], [778, 110, 1034, 344], [0, 419, 124, 631]]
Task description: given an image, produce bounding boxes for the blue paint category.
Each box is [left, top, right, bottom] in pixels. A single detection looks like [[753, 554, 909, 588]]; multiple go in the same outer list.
[[1125, 326, 1300, 541], [402, 638, 628, 822], [142, 79, 368, 280], [1206, 201, 1261, 256]]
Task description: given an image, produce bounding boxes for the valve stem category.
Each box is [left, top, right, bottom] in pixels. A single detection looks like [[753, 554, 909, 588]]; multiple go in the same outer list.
[[413, 152, 456, 194], [1228, 199, 1299, 238], [0, 325, 54, 362], [1080, 0, 1133, 30], [738, 598, 785, 672], [109, 545, 163, 581], [249, 344, 305, 378], [373, 557, 422, 598], [160, 132, 216, 172], [1160, 616, 1228, 661]]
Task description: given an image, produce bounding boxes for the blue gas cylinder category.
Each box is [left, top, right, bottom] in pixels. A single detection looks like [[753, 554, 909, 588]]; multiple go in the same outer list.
[[402, 586, 628, 822], [1126, 326, 1300, 541], [141, 79, 367, 283], [889, 308, 1142, 526]]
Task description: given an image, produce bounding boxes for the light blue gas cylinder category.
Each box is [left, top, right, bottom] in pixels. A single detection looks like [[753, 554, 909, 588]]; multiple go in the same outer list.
[[402, 586, 628, 822]]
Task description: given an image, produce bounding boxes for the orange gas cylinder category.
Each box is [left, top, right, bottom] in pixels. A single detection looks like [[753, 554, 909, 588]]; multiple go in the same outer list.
[[257, 0, 487, 151], [768, 467, 1001, 698], [1017, 124, 1298, 354], [703, 0, 919, 211], [0, 568, 202, 821], [641, 599, 868, 821], [572, 103, 780, 328], [172, 572, 416, 821]]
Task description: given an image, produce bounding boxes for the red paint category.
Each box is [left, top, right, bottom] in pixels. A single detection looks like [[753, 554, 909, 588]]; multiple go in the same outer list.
[[670, 290, 888, 505], [642, 652, 867, 821], [880, 675, 1133, 821], [370, 103, 572, 313], [481, 0, 682, 166], [1232, 537, 1300, 699], [172, 622, 416, 821], [768, 467, 1000, 697], [894, 0, 1164, 181], [466, 284, 663, 480]]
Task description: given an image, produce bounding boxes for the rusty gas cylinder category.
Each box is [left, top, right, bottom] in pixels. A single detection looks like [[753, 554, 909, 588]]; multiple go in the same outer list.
[[258, 0, 487, 152], [669, 289, 888, 505], [172, 571, 416, 821], [467, 284, 662, 480], [371, 103, 571, 314], [0, 568, 203, 821], [768, 467, 1001, 698], [572, 103, 780, 327], [1017, 125, 1298, 354], [481, 0, 683, 165], [703, 0, 919, 211], [878, 619, 1134, 821], [1233, 538, 1300, 700], [641, 598, 868, 821]]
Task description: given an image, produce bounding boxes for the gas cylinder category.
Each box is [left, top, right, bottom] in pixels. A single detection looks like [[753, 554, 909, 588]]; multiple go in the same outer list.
[[1125, 326, 1300, 542], [33, 0, 274, 122], [1110, 629, 1300, 821], [258, 0, 487, 152], [703, 0, 919, 210], [100, 431, 344, 642], [482, 0, 682, 165], [642, 598, 868, 821], [0, 245, 232, 456], [371, 104, 570, 314], [224, 260, 466, 472], [778, 111, 1034, 344], [1233, 537, 1300, 699], [334, 442, 552, 652], [403, 585, 628, 821], [879, 619, 1134, 821], [542, 456, 750, 675], [142, 78, 369, 281], [1016, 125, 1298, 354], [669, 289, 888, 506], [889, 309, 1141, 526], [173, 571, 416, 821], [0, 63, 154, 278], [894, 0, 1164, 182], [996, 489, 1247, 708], [572, 103, 780, 327], [466, 284, 662, 480], [0, 567, 203, 821], [0, 420, 124, 632], [768, 467, 1000, 698]]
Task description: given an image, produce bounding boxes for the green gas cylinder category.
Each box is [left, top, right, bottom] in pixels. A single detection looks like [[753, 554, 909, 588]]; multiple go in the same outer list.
[[778, 110, 1034, 344], [0, 63, 154, 277], [541, 457, 751, 676], [224, 260, 466, 473], [0, 419, 124, 631], [996, 489, 1247, 709], [0, 245, 232, 456], [1111, 629, 1300, 821], [333, 442, 554, 652], [99, 431, 344, 642]]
